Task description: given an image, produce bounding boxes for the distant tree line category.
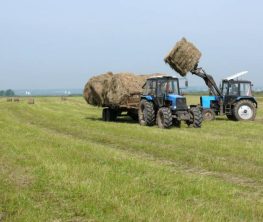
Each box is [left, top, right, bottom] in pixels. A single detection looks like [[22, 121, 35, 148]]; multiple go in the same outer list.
[[0, 89, 15, 97]]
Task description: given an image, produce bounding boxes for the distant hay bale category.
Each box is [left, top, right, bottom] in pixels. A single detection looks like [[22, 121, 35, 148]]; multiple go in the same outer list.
[[164, 37, 202, 76], [83, 72, 162, 106], [13, 98, 20, 102], [6, 98, 12, 102], [61, 96, 67, 101], [28, 98, 34, 104]]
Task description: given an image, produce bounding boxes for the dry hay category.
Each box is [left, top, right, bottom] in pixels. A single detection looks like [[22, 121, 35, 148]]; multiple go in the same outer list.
[[83, 72, 113, 106], [13, 98, 20, 102], [6, 98, 12, 102], [164, 37, 201, 76], [83, 72, 162, 106]]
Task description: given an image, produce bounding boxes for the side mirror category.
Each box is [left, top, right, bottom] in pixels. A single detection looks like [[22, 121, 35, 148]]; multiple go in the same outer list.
[[185, 80, 188, 87]]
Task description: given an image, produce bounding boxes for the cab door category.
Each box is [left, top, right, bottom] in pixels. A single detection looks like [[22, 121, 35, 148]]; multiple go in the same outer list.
[[224, 81, 239, 106], [155, 79, 166, 107]]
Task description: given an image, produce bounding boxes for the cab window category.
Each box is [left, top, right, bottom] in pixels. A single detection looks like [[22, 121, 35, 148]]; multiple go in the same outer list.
[[222, 82, 228, 96], [144, 80, 156, 95], [240, 83, 252, 96], [228, 83, 239, 96]]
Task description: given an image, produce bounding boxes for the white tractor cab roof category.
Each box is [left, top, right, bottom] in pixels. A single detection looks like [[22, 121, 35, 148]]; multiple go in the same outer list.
[[224, 71, 248, 81], [147, 75, 178, 80]]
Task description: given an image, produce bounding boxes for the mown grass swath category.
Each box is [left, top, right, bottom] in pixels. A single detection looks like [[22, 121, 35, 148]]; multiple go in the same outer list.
[[0, 96, 263, 221]]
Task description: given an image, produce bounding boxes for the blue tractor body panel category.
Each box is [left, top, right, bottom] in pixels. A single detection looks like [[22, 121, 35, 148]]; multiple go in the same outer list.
[[166, 94, 185, 110], [200, 96, 218, 109]]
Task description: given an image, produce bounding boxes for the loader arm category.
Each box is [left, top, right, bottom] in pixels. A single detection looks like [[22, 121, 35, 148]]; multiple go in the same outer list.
[[191, 67, 222, 97]]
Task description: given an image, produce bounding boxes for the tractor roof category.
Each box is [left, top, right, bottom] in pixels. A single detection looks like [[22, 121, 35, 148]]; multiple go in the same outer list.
[[147, 75, 178, 80]]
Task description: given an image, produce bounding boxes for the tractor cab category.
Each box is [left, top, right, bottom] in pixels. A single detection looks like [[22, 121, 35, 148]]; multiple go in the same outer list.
[[139, 76, 202, 128], [221, 79, 252, 103], [142, 76, 188, 111]]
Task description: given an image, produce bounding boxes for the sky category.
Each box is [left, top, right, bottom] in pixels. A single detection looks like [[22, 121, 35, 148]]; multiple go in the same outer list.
[[0, 0, 263, 90]]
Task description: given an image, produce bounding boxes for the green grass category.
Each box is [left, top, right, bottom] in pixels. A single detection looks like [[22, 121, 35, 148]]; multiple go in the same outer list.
[[0, 96, 263, 221]]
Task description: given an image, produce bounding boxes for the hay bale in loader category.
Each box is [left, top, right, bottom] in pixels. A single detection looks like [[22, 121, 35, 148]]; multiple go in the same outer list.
[[164, 37, 201, 76]]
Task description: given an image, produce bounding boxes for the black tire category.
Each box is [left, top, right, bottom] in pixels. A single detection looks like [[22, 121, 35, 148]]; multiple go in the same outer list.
[[102, 108, 107, 121], [138, 100, 155, 126], [156, 107, 172, 129], [110, 109, 117, 121], [233, 100, 256, 121], [186, 107, 202, 128], [202, 109, 215, 121], [103, 108, 117, 122]]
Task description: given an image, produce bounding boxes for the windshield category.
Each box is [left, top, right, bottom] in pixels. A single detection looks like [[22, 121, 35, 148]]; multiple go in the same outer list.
[[158, 79, 179, 95]]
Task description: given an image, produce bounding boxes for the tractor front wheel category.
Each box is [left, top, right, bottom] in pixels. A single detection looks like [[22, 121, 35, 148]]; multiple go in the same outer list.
[[186, 107, 202, 128], [233, 100, 256, 121], [202, 109, 215, 121], [156, 107, 172, 129], [138, 100, 155, 126]]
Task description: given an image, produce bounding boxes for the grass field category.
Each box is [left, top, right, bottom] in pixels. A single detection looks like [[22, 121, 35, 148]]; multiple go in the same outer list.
[[0, 96, 263, 221]]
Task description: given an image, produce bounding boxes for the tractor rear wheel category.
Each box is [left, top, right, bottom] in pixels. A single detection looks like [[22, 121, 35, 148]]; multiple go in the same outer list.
[[138, 100, 155, 126], [186, 107, 202, 128], [202, 109, 215, 121], [233, 100, 256, 121], [156, 107, 172, 129]]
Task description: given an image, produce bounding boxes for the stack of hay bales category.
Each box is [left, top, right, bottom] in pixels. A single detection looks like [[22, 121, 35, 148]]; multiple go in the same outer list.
[[83, 72, 159, 106], [164, 37, 201, 76]]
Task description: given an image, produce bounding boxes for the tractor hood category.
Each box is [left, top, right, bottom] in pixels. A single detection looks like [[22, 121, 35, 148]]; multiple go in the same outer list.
[[166, 94, 187, 110]]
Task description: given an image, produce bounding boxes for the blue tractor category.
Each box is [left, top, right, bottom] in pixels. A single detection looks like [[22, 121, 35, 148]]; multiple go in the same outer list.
[[138, 75, 202, 128], [191, 67, 257, 121]]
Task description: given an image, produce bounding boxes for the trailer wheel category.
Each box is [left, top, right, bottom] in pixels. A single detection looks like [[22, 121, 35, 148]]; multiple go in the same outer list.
[[186, 107, 202, 128], [103, 108, 117, 122], [156, 107, 172, 129], [138, 100, 155, 126], [102, 108, 107, 121], [233, 100, 256, 121], [202, 109, 215, 121]]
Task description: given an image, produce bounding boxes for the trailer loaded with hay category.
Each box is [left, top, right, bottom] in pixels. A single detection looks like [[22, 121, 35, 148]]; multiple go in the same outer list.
[[165, 37, 257, 121], [83, 72, 149, 121], [84, 71, 203, 128]]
